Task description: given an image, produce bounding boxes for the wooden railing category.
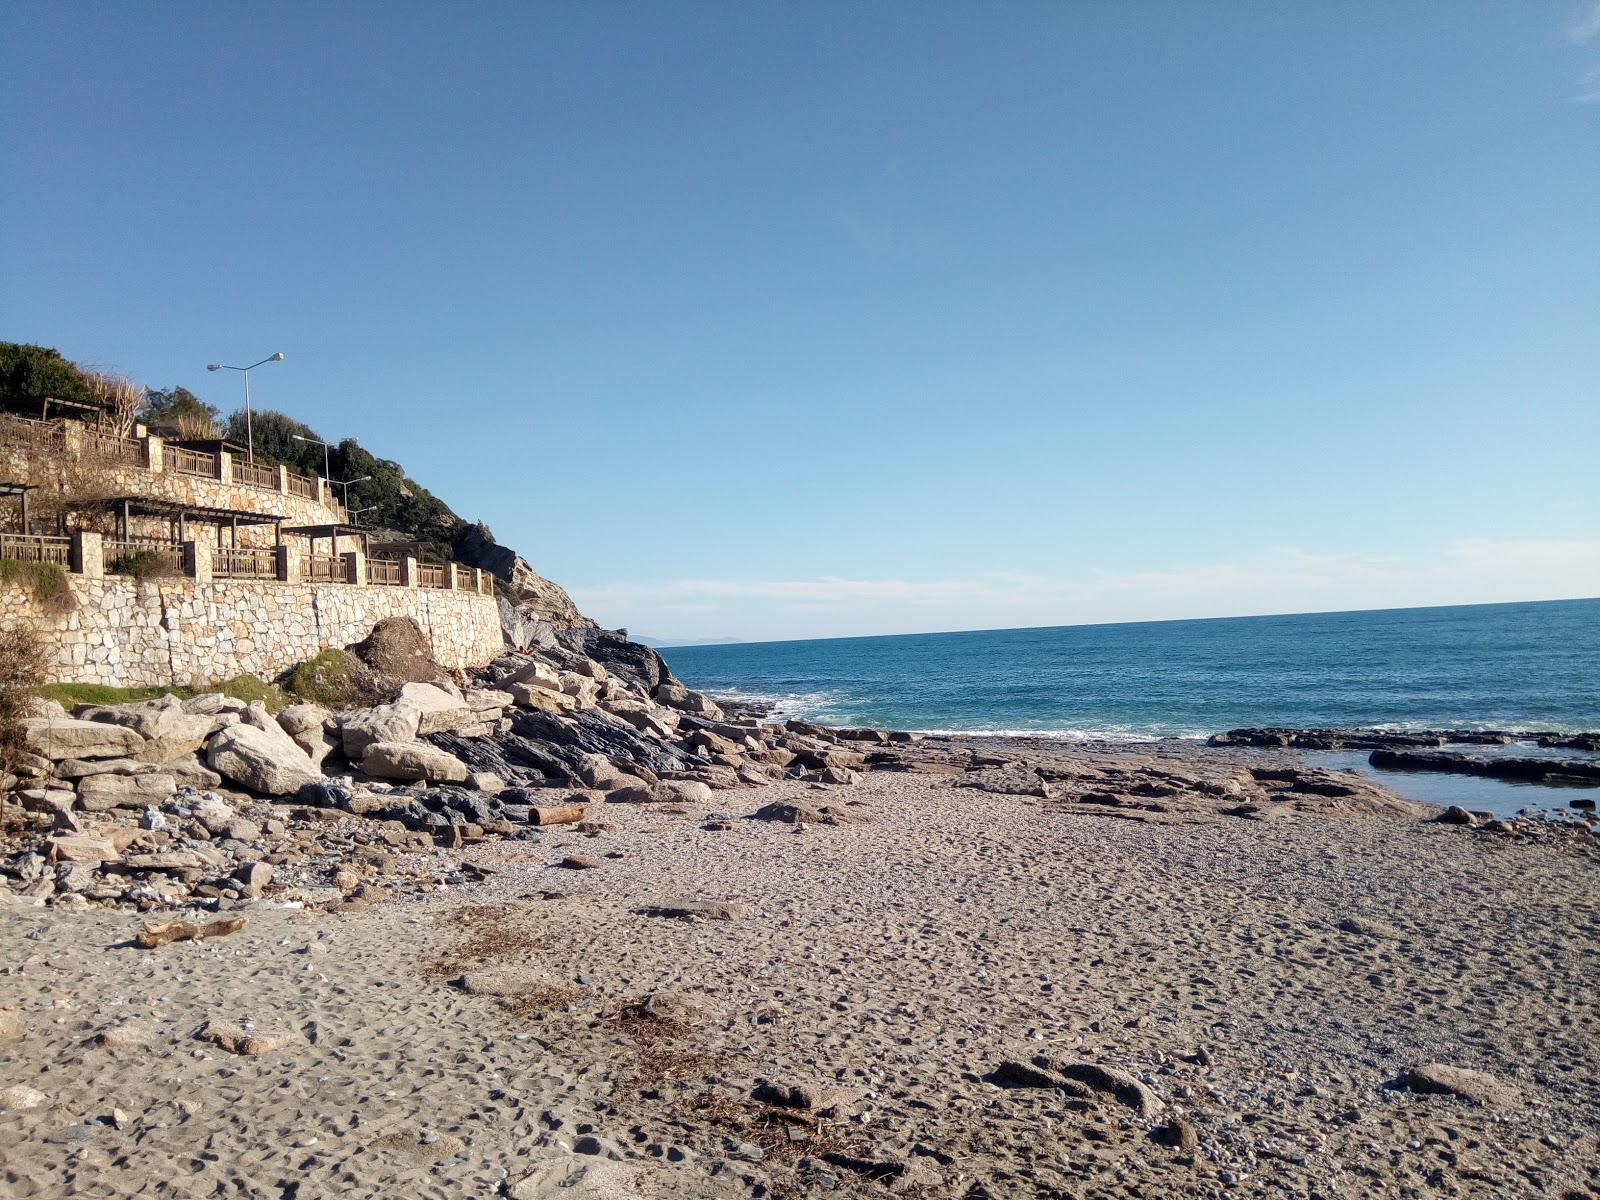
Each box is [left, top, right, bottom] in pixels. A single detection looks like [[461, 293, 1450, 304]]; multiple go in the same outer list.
[[285, 471, 316, 499], [80, 428, 144, 465], [416, 562, 448, 589], [0, 413, 68, 450], [300, 553, 350, 583], [234, 460, 279, 490], [366, 557, 403, 586], [213, 546, 277, 579], [105, 539, 183, 576], [169, 447, 216, 478], [0, 533, 71, 566]]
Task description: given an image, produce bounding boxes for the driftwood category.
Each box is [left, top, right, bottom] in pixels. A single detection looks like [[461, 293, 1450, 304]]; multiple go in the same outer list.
[[529, 804, 587, 827], [136, 916, 248, 949]]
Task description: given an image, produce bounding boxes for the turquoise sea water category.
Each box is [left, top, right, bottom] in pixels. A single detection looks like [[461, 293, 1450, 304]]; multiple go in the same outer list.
[[661, 598, 1600, 739]]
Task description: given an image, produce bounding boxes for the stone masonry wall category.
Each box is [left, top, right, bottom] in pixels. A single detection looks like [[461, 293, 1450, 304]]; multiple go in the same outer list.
[[1, 576, 503, 687]]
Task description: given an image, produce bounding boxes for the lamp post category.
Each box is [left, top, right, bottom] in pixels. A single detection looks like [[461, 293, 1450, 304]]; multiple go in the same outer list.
[[207, 352, 284, 465], [347, 505, 377, 528], [290, 433, 331, 480], [331, 475, 370, 509]]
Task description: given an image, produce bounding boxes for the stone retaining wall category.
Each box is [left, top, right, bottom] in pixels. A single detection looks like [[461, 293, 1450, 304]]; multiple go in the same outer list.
[[1, 576, 503, 687]]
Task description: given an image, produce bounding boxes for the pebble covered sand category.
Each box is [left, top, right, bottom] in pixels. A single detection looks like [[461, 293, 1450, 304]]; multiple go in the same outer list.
[[2, 750, 1598, 1199]]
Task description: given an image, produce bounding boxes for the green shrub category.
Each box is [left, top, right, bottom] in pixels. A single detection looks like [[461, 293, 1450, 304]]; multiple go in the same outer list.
[[0, 342, 94, 409], [0, 559, 78, 616], [106, 549, 180, 581], [288, 648, 376, 708]]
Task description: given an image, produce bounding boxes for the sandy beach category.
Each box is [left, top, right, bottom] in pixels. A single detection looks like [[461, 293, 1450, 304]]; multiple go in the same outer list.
[[4, 741, 1597, 1200]]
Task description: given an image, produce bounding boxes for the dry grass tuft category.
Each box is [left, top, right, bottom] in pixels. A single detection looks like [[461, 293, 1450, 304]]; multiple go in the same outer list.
[[0, 624, 49, 772], [422, 903, 542, 980], [678, 1090, 851, 1165], [504, 985, 581, 1018]]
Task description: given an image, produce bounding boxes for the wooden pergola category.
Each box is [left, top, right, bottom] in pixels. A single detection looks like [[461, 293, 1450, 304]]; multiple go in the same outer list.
[[0, 482, 37, 533], [99, 495, 287, 545]]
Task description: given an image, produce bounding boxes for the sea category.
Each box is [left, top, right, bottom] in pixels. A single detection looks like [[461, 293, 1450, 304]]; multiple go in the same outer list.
[[661, 597, 1600, 818]]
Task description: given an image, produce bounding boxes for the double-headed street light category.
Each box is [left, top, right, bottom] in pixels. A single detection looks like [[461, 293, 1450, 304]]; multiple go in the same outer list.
[[206, 352, 284, 465]]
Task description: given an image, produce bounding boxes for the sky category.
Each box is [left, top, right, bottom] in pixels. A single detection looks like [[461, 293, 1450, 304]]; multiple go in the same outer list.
[[3, 2, 1597, 643]]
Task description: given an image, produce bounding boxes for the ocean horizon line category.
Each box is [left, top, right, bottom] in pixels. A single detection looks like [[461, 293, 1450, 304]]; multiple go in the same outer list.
[[654, 593, 1600, 653]]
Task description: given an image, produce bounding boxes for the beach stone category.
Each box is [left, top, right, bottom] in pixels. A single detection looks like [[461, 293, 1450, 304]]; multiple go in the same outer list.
[[0, 1085, 48, 1110], [467, 771, 505, 794], [454, 967, 556, 997], [560, 855, 603, 870], [0, 1011, 24, 1043], [509, 681, 581, 714], [1439, 805, 1477, 826], [340, 700, 423, 759], [168, 756, 224, 789], [45, 835, 119, 865], [754, 1080, 862, 1116], [233, 861, 273, 890], [573, 752, 638, 791], [754, 799, 856, 825], [54, 861, 96, 893], [94, 1021, 154, 1050], [77, 772, 177, 811], [1155, 1117, 1200, 1150], [361, 741, 469, 783], [1043, 1059, 1163, 1115], [647, 897, 753, 921], [193, 796, 239, 834], [1407, 1063, 1520, 1107], [208, 724, 322, 795], [196, 1020, 298, 1056], [1337, 916, 1399, 938], [21, 717, 143, 761]]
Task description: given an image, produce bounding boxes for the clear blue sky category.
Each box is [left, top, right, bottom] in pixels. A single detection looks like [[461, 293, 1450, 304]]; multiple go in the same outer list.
[[4, 2, 1597, 642]]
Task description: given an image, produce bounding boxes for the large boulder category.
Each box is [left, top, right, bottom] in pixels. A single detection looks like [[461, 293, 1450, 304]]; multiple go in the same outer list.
[[654, 683, 722, 719], [341, 700, 423, 759], [207, 724, 322, 795], [277, 704, 340, 768], [21, 717, 143, 761], [74, 696, 216, 763], [508, 683, 580, 715], [397, 682, 476, 736], [77, 773, 177, 812], [499, 658, 563, 692], [361, 742, 469, 784]]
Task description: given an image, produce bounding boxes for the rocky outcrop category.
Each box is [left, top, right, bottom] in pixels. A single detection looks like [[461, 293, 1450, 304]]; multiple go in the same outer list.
[[452, 521, 594, 642]]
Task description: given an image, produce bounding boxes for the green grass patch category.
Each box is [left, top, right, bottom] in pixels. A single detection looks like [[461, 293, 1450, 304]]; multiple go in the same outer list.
[[39, 673, 288, 713], [38, 681, 194, 707], [202, 674, 291, 714]]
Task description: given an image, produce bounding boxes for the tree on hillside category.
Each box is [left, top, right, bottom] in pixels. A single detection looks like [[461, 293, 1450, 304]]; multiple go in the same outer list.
[[146, 386, 221, 438], [0, 342, 94, 410], [226, 408, 327, 473]]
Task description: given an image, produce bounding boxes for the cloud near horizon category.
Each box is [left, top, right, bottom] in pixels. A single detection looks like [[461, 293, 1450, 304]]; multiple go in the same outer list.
[[568, 538, 1600, 643]]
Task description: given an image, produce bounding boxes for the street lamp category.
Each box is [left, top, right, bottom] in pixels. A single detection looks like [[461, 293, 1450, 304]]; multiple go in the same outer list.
[[290, 433, 331, 480], [207, 352, 284, 465], [331, 475, 370, 508], [347, 505, 377, 527]]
